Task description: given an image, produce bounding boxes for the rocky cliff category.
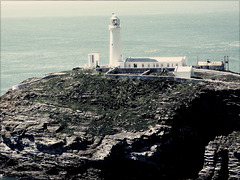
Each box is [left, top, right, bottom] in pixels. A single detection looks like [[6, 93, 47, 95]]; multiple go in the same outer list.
[[0, 69, 240, 179]]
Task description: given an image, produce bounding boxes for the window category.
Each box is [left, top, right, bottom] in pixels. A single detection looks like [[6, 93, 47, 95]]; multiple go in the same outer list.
[[153, 64, 155, 67], [176, 63, 178, 66], [142, 64, 144, 67], [156, 63, 159, 67], [161, 64, 163, 67], [167, 63, 169, 67], [112, 19, 118, 26], [134, 64, 137, 68], [129, 64, 131, 68], [92, 55, 94, 63], [148, 64, 150, 68]]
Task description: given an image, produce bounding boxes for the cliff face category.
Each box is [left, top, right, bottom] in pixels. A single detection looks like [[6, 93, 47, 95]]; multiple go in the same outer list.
[[0, 69, 240, 179]]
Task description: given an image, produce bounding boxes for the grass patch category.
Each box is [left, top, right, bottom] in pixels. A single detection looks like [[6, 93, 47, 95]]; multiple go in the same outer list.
[[26, 69, 201, 136]]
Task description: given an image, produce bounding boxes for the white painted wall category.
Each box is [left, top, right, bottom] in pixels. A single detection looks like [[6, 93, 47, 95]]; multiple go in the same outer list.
[[174, 66, 193, 78], [122, 57, 187, 68], [88, 53, 100, 68]]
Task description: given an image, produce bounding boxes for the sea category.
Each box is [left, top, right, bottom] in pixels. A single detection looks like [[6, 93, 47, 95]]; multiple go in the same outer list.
[[0, 11, 239, 180], [1, 12, 239, 96]]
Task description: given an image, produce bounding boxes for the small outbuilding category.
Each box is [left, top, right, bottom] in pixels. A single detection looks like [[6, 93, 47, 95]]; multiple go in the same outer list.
[[88, 53, 100, 68], [174, 66, 194, 79], [195, 61, 225, 71]]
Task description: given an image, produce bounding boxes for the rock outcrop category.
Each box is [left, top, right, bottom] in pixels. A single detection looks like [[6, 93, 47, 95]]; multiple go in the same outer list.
[[198, 132, 240, 179], [0, 69, 240, 179]]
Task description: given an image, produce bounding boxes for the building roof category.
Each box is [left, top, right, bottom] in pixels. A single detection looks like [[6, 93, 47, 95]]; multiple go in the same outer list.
[[125, 57, 186, 63], [174, 66, 193, 72], [125, 58, 158, 62]]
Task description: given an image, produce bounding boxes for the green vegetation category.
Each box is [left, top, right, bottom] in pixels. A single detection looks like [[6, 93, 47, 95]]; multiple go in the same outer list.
[[27, 69, 203, 136], [194, 71, 240, 82]]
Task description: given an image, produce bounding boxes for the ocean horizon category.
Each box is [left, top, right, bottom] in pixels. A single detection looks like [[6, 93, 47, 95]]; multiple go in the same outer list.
[[1, 12, 239, 95]]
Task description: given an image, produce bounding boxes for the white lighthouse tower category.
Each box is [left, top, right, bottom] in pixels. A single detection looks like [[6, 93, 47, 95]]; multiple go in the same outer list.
[[109, 13, 123, 67]]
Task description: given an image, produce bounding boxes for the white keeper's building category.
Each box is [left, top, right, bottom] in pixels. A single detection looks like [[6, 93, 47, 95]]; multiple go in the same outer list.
[[123, 57, 187, 68]]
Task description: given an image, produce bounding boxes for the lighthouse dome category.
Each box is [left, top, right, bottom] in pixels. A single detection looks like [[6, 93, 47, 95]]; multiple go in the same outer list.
[[110, 13, 120, 27]]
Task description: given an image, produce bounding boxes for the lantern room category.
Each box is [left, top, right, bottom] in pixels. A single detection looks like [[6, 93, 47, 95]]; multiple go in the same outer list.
[[110, 13, 120, 27]]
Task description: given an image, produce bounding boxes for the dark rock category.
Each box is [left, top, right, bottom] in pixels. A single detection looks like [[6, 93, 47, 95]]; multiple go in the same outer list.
[[0, 69, 240, 179]]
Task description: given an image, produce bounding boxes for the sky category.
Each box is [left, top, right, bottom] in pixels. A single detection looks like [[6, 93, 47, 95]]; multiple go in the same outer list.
[[1, 1, 239, 18]]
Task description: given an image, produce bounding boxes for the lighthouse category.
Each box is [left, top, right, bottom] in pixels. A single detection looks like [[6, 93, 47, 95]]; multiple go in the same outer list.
[[109, 13, 123, 67]]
